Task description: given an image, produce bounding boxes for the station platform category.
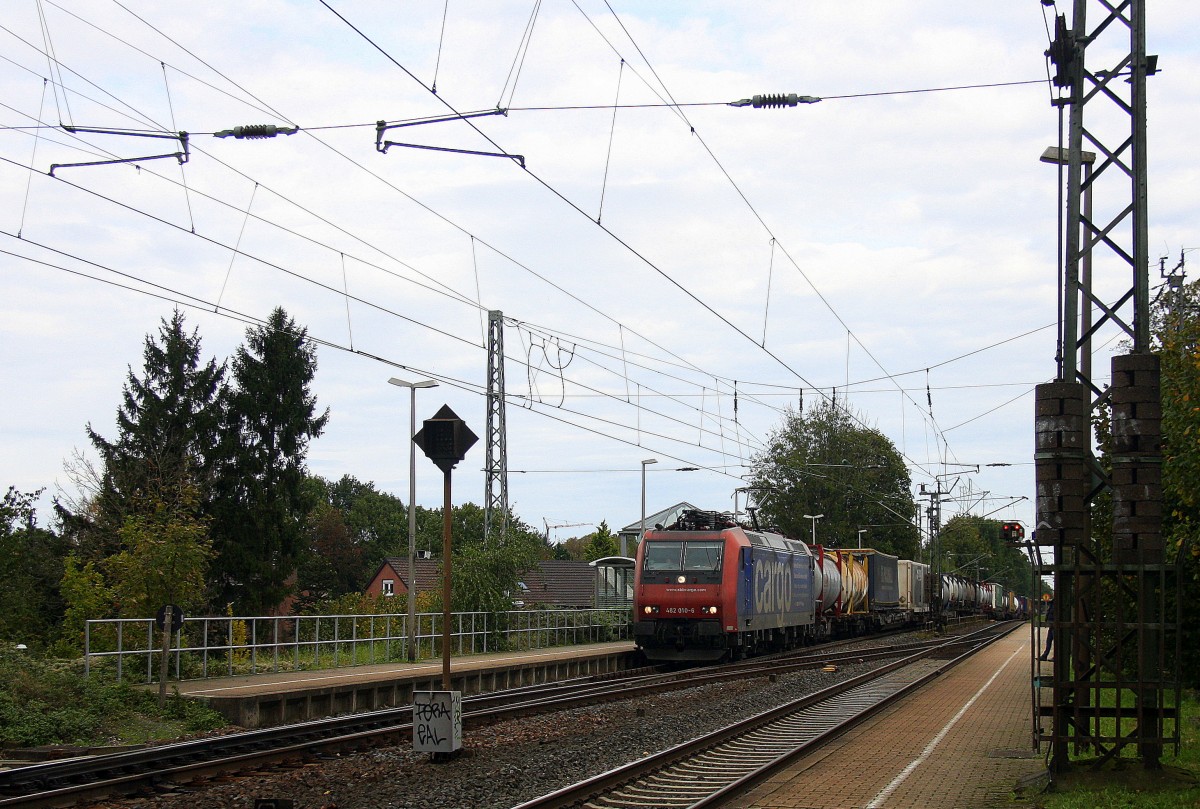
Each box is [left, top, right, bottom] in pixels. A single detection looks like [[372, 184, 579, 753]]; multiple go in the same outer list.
[[723, 625, 1048, 809], [171, 640, 638, 728]]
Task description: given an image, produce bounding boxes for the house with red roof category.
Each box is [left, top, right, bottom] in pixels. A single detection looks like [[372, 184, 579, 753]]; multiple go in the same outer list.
[[363, 556, 442, 600]]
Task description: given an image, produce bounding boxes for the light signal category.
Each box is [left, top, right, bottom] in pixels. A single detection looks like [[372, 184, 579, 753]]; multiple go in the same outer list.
[[1001, 522, 1026, 543]]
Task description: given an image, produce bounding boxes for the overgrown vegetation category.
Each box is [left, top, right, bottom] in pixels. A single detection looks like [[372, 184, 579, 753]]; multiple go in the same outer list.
[[0, 648, 225, 748], [1031, 694, 1200, 808], [1155, 279, 1200, 688]]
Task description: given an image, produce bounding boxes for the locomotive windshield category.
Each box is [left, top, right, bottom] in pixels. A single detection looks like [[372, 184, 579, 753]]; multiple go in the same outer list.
[[683, 541, 723, 571], [643, 540, 724, 572]]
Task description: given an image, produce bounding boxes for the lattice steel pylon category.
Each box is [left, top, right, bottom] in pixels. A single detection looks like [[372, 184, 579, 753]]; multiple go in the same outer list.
[[484, 310, 508, 543], [1036, 0, 1178, 772]]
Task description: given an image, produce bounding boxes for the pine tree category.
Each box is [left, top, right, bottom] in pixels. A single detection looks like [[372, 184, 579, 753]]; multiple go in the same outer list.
[[208, 308, 329, 614], [583, 520, 619, 561], [66, 310, 225, 563], [0, 487, 66, 648]]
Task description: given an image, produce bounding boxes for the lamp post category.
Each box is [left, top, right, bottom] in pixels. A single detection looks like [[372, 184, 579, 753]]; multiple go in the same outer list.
[[635, 458, 658, 556], [389, 376, 439, 662], [802, 513, 824, 546], [857, 528, 867, 549], [1041, 145, 1097, 383]]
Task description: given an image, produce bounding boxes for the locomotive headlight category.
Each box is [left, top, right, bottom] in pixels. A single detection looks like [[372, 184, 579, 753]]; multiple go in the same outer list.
[[676, 575, 687, 584], [706, 606, 718, 614], [642, 605, 659, 615]]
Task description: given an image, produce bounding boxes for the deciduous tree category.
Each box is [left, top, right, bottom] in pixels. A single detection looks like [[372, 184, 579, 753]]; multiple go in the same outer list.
[[749, 400, 919, 558], [104, 480, 212, 617], [1154, 278, 1200, 685]]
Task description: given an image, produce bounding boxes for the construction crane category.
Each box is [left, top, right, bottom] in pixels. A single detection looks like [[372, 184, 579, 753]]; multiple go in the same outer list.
[[543, 519, 589, 542]]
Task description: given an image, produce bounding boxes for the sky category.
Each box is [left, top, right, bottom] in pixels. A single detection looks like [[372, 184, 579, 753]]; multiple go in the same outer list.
[[2, 1, 1197, 547]]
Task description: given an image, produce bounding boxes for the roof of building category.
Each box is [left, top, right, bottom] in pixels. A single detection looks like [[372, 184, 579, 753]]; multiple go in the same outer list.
[[376, 557, 443, 594], [517, 560, 598, 608], [590, 556, 636, 567], [618, 502, 702, 535]]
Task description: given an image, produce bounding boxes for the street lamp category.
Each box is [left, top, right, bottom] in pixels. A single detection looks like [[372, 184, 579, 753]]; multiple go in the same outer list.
[[1041, 145, 1097, 383], [802, 513, 824, 546], [389, 376, 438, 662], [635, 458, 658, 557], [857, 528, 867, 549]]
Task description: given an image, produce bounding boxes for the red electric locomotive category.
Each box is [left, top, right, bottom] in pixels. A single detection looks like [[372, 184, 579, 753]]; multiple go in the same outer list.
[[633, 510, 816, 661]]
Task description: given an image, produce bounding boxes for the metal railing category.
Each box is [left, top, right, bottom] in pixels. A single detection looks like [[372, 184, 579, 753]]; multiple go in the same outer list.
[[83, 608, 632, 684]]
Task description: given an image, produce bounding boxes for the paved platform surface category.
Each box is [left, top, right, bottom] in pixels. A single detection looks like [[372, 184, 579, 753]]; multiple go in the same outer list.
[[169, 640, 636, 698], [722, 626, 1048, 809]]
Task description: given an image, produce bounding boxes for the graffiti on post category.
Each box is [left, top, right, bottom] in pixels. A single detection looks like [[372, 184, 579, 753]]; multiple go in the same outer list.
[[413, 691, 462, 753]]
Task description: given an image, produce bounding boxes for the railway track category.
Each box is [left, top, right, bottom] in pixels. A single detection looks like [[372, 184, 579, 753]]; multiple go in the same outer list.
[[510, 621, 1019, 809], [0, 622, 1003, 807]]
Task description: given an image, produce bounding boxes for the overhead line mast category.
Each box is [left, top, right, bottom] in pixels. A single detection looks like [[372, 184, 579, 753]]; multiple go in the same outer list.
[[1036, 0, 1176, 772], [485, 310, 509, 543]]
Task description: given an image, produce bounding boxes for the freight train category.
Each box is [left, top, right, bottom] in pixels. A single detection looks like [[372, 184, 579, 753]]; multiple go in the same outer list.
[[633, 509, 1027, 662]]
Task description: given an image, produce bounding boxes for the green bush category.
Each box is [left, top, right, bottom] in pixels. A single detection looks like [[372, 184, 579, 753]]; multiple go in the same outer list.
[[0, 648, 224, 746]]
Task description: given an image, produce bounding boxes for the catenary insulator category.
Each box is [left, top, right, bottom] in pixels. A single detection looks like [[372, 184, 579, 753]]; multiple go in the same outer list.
[[214, 124, 300, 139], [754, 93, 798, 108], [729, 93, 821, 108]]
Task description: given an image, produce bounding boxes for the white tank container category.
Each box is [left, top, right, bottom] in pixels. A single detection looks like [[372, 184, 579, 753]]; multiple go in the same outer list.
[[813, 549, 843, 615]]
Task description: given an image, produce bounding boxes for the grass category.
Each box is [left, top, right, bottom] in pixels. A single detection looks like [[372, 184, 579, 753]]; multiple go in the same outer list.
[[0, 648, 226, 749], [1027, 694, 1200, 809]]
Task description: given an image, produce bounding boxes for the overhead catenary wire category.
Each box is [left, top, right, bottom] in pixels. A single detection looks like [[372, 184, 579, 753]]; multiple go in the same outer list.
[[589, 3, 988, 479], [213, 181, 257, 312], [571, 0, 968, 474], [159, 60, 195, 232], [3, 229, 758, 469], [36, 1, 280, 124], [0, 68, 487, 317], [34, 0, 73, 126], [4, 33, 1041, 566], [314, 0, 1013, 457], [340, 252, 354, 351], [597, 58, 624, 224], [17, 78, 49, 238], [431, 0, 450, 95], [9, 115, 936, 472], [318, 0, 832, 399], [1, 111, 767, 459], [5, 3, 1048, 493], [9, 6, 1051, 424], [1, 147, 763, 458], [497, 0, 543, 110]]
